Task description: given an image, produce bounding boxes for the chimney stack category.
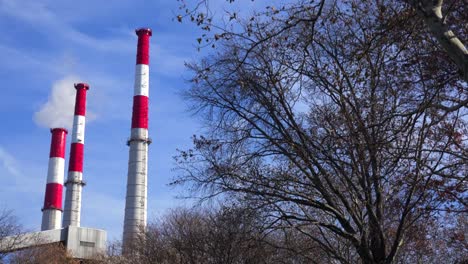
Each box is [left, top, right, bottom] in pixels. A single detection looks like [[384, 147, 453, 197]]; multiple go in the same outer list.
[[123, 28, 152, 250], [42, 128, 67, 230], [63, 83, 89, 227]]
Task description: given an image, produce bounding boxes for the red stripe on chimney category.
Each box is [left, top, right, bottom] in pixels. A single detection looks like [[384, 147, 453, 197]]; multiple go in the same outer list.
[[131, 95, 149, 129], [43, 183, 63, 210], [49, 128, 67, 158], [74, 83, 89, 116], [68, 143, 84, 172], [135, 28, 152, 65]]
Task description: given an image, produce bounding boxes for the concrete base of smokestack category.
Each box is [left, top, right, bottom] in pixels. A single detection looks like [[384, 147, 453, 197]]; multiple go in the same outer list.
[[123, 128, 150, 250], [63, 171, 85, 227], [41, 210, 62, 230]]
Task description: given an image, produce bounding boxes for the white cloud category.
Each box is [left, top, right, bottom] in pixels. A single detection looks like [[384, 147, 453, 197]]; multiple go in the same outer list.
[[0, 146, 21, 177], [0, 44, 66, 75], [0, 145, 48, 230], [0, 0, 133, 53], [0, 146, 43, 196], [33, 75, 90, 129]]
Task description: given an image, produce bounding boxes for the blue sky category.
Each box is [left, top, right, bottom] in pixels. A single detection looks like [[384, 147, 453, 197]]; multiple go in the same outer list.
[[0, 0, 277, 242], [0, 0, 211, 241]]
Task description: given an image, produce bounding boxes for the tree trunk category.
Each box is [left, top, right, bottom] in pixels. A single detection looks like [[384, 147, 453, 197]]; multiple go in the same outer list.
[[409, 0, 468, 82]]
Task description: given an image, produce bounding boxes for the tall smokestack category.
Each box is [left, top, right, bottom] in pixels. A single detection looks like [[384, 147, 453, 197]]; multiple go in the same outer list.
[[41, 128, 67, 230], [63, 83, 89, 227], [123, 28, 152, 249]]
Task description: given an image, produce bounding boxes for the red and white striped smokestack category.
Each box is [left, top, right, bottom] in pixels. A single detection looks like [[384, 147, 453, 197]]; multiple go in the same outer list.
[[123, 28, 152, 249], [63, 83, 89, 227], [41, 128, 67, 230]]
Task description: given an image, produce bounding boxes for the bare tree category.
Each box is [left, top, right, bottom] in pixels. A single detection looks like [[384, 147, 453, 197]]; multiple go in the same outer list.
[[85, 240, 131, 264], [393, 214, 467, 263], [178, 0, 467, 82], [121, 205, 280, 264], [0, 209, 24, 262], [7, 243, 78, 264], [103, 204, 346, 263], [174, 0, 467, 263]]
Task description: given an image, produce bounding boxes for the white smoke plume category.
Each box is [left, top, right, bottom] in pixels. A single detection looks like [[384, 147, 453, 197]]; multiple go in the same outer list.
[[34, 75, 93, 130]]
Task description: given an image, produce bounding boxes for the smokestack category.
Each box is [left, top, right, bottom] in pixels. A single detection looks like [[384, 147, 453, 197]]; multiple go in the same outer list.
[[63, 83, 89, 227], [123, 28, 152, 249], [41, 128, 67, 230]]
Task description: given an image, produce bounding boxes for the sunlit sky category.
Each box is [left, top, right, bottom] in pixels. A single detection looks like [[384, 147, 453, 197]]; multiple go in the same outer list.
[[0, 0, 207, 241], [0, 0, 280, 242]]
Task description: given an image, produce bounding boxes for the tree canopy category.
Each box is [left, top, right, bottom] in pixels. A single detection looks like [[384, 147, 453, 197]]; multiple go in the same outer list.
[[173, 0, 467, 263]]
